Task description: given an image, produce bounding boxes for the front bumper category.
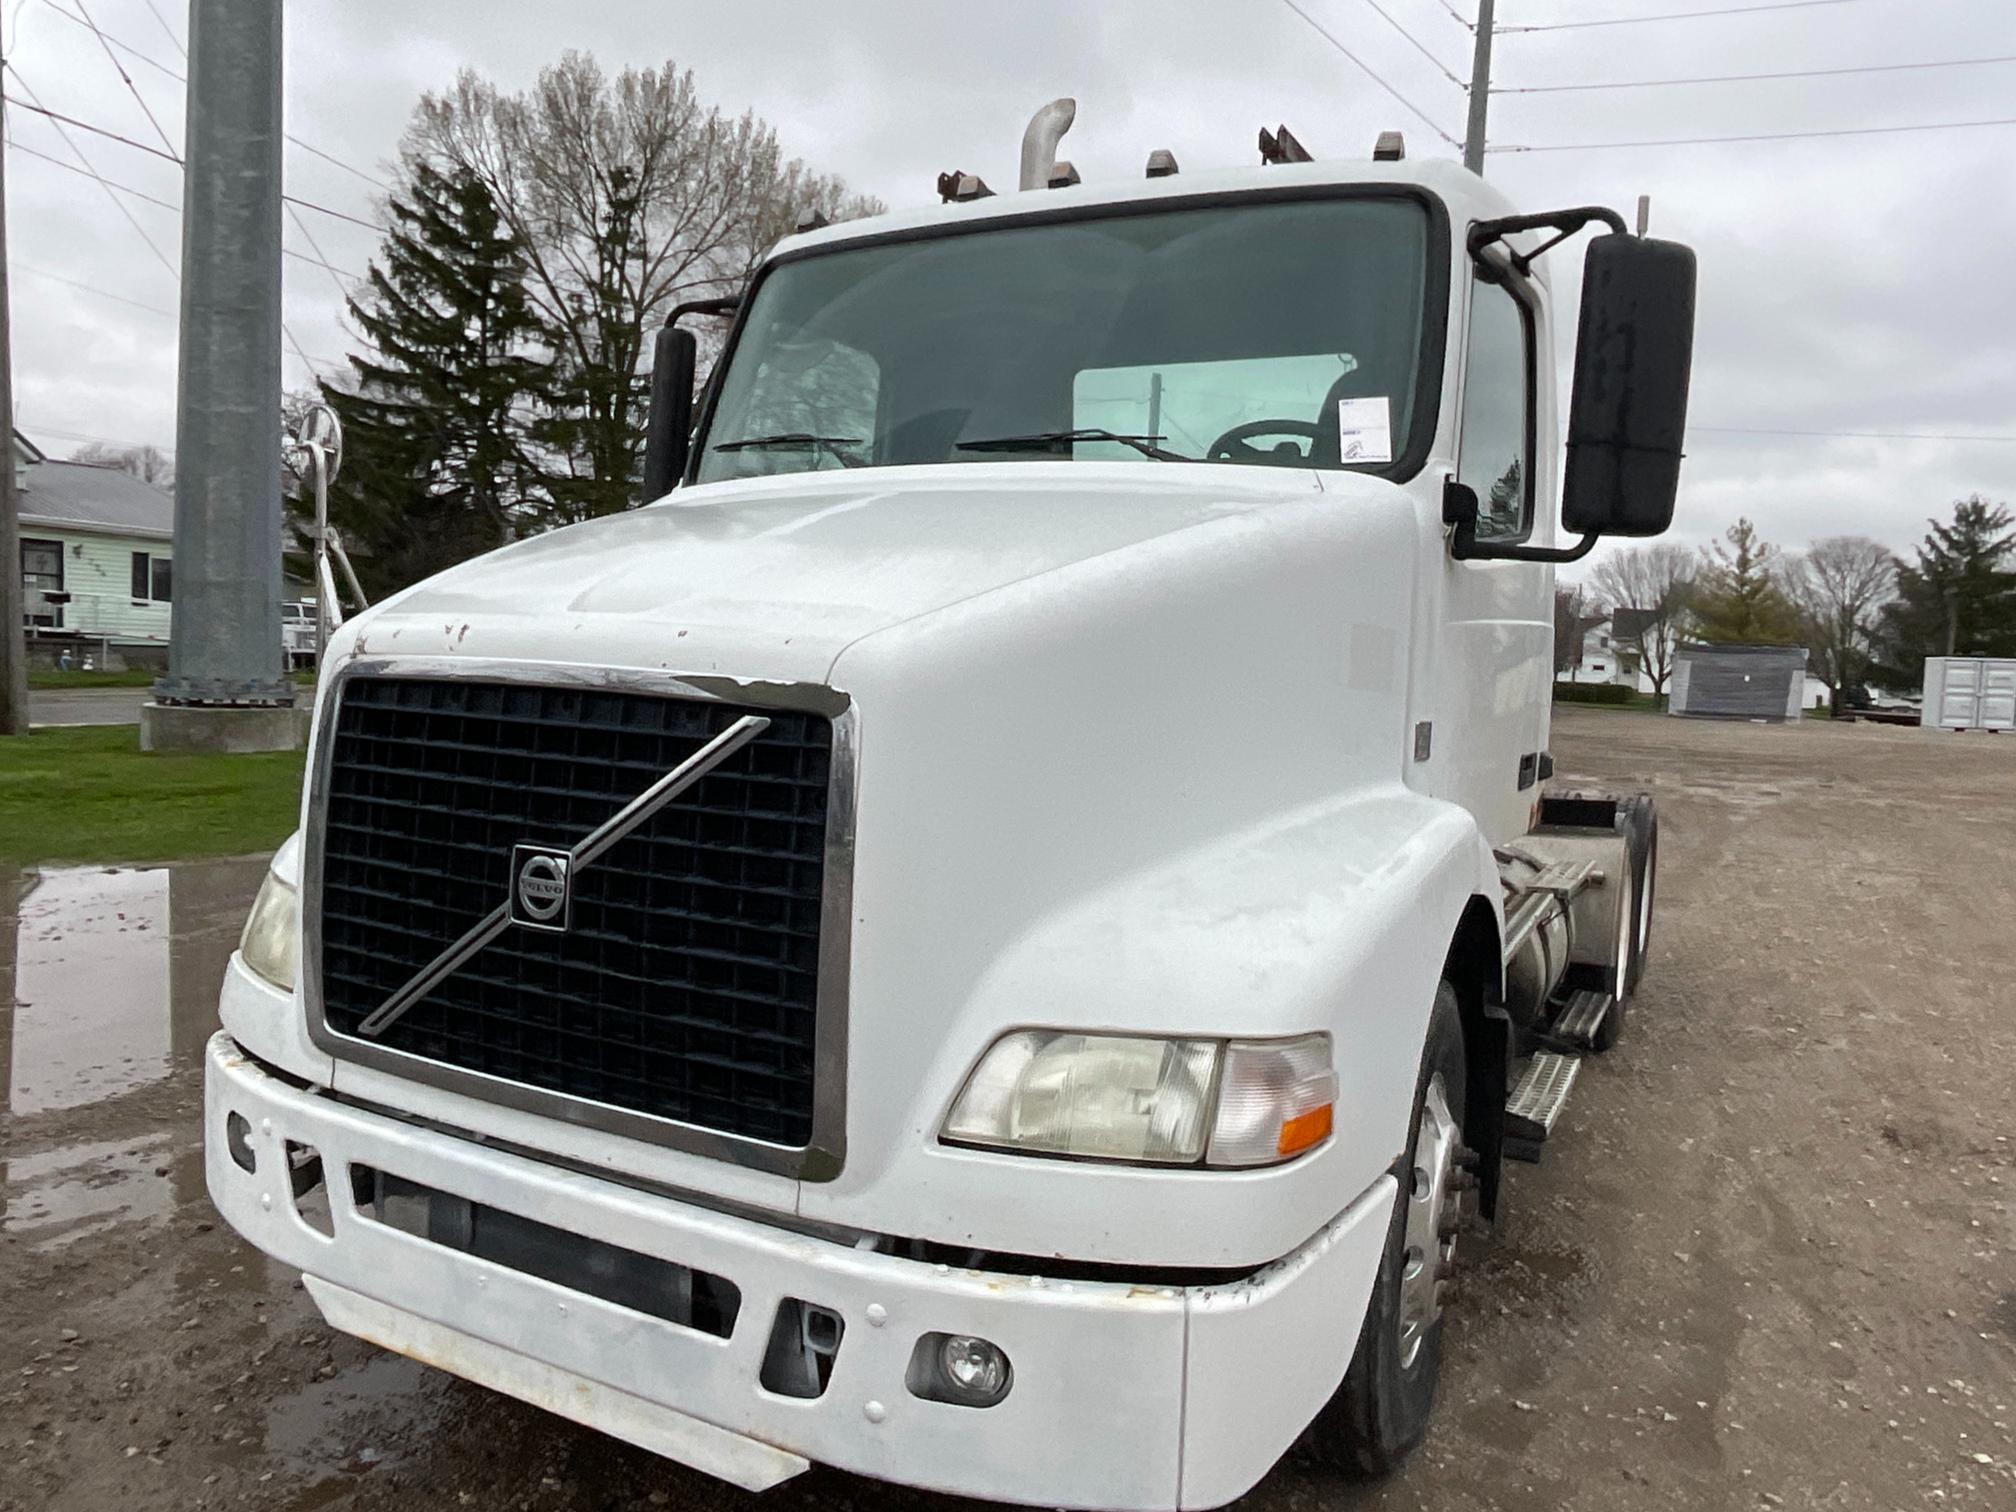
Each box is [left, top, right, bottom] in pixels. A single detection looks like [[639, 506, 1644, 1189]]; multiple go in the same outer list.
[[205, 1033, 1394, 1511]]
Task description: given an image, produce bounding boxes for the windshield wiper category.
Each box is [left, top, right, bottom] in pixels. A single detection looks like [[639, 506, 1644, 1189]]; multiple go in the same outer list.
[[712, 432, 865, 467], [954, 428, 1192, 462]]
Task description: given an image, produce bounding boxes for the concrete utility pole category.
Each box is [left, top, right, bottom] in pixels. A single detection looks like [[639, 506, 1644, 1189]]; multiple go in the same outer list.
[[1464, 0, 1496, 176], [0, 48, 28, 737], [144, 0, 297, 752]]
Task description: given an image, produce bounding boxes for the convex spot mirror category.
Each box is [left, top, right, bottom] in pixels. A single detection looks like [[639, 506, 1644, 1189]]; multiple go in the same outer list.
[[1562, 234, 1697, 538]]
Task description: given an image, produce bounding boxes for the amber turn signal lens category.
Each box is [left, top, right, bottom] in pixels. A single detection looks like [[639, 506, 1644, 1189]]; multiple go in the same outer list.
[[1276, 1103, 1334, 1158]]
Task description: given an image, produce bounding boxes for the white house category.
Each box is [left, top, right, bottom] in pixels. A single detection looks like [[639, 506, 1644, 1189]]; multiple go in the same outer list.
[[15, 429, 175, 669]]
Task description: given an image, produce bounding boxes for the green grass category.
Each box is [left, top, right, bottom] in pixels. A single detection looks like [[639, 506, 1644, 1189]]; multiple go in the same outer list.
[[0, 725, 304, 868], [28, 667, 157, 689]]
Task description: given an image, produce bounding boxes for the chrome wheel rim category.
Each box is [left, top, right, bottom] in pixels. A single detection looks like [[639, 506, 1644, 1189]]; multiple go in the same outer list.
[[1614, 868, 1636, 994], [1397, 1073, 1461, 1370], [1637, 843, 1655, 958]]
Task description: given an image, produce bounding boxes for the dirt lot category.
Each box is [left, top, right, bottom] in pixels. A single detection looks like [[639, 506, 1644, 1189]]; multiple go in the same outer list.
[[3, 707, 2012, 1511]]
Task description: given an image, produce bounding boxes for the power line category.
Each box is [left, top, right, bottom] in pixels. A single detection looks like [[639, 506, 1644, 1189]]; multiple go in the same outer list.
[[1496, 53, 2016, 93], [1503, 0, 1883, 32], [1434, 0, 1474, 24], [1493, 116, 2016, 152], [71, 0, 176, 158], [1, 93, 383, 229], [30, 0, 391, 189], [5, 134, 174, 209], [290, 136, 388, 192], [11, 261, 175, 315], [7, 134, 363, 279], [141, 0, 184, 59], [1357, 0, 1467, 88], [51, 31, 333, 380], [1277, 0, 1464, 148], [1, 67, 175, 277], [1693, 425, 2016, 444], [286, 200, 354, 300], [19, 419, 172, 452], [285, 196, 379, 232]]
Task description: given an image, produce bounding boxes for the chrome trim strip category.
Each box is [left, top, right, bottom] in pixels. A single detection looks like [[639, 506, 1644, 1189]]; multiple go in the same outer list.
[[355, 714, 771, 1039], [302, 656, 856, 1181]]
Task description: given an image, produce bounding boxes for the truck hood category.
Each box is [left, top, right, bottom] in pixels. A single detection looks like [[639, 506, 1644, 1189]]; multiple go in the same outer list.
[[341, 463, 1329, 684]]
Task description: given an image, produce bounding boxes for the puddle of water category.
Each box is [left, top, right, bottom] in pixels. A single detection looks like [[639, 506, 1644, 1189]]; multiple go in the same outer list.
[[262, 1352, 450, 1480], [9, 867, 172, 1113], [0, 1131, 187, 1245], [3, 856, 269, 1117]]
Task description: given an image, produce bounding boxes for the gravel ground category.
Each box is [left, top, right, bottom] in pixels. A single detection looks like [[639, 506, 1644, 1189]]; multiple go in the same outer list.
[[2, 707, 2011, 1511]]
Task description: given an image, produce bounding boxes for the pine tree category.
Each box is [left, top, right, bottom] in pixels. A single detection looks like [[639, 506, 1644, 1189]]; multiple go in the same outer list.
[[295, 164, 548, 598], [1691, 519, 1802, 646], [1874, 498, 2016, 678]]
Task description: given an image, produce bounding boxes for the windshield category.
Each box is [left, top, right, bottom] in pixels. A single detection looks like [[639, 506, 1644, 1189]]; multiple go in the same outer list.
[[695, 196, 1434, 483]]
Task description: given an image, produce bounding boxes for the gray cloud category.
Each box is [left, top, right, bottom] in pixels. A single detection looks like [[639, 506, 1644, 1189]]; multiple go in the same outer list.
[[6, 0, 2012, 568]]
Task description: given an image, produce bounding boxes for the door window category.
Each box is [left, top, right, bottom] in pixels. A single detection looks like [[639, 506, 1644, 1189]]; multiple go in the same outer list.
[[1457, 274, 1534, 543]]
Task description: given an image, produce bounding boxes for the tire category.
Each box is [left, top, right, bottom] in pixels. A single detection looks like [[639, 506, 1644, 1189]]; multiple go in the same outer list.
[[1614, 795, 1658, 997], [1308, 982, 1467, 1477]]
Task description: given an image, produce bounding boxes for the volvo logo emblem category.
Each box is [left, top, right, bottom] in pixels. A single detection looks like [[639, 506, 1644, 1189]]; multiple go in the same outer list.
[[510, 845, 573, 933]]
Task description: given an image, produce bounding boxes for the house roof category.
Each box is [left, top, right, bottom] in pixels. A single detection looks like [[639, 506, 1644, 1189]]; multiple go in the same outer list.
[[14, 431, 173, 541]]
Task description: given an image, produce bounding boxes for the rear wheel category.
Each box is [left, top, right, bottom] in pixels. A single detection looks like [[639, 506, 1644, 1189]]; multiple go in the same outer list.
[[1615, 795, 1659, 996], [1308, 983, 1468, 1477]]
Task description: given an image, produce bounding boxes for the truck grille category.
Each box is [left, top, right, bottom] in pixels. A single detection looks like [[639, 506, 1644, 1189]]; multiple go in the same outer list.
[[316, 676, 833, 1148]]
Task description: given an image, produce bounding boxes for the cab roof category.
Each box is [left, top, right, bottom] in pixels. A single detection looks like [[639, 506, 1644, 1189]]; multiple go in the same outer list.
[[773, 154, 1523, 264]]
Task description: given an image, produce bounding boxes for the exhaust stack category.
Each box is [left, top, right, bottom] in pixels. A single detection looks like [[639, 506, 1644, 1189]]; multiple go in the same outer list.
[[1019, 98, 1077, 191]]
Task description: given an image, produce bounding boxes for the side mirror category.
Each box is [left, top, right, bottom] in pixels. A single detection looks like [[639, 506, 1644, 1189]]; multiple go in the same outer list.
[[1561, 234, 1697, 537], [640, 324, 699, 501]]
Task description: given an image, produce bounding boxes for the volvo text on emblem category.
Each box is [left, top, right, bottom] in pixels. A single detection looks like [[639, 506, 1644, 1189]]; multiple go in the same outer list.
[[510, 845, 573, 933]]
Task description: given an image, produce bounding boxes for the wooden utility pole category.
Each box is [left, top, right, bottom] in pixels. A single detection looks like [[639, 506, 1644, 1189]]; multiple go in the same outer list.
[[0, 51, 28, 737], [1463, 0, 1496, 175]]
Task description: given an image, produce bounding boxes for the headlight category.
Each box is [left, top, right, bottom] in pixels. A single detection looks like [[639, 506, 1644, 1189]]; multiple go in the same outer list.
[[239, 865, 299, 992], [941, 1031, 1334, 1168]]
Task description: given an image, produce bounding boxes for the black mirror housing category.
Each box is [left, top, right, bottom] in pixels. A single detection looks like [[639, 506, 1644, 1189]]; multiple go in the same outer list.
[[640, 325, 700, 501], [1561, 234, 1697, 538]]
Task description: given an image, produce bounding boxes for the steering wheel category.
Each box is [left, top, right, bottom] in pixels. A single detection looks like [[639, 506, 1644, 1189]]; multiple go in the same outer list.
[[1207, 419, 1320, 464]]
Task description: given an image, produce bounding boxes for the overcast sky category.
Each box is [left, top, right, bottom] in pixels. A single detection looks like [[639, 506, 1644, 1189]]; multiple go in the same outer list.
[[5, 0, 2013, 569]]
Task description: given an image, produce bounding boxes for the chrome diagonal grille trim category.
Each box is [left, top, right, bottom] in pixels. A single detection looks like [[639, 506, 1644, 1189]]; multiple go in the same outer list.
[[354, 713, 772, 1038]]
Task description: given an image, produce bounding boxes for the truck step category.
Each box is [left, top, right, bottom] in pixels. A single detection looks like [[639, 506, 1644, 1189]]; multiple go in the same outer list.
[[1504, 1051, 1581, 1162], [1548, 987, 1614, 1051]]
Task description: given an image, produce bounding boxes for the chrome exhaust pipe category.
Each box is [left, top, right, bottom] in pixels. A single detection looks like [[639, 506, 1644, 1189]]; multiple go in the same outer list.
[[1019, 98, 1077, 191]]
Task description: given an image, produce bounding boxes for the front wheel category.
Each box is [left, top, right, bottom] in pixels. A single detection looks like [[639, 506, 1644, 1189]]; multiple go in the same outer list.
[[1307, 982, 1468, 1476]]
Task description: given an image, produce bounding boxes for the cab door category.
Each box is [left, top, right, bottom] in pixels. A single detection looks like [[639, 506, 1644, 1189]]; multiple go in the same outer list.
[[1416, 262, 1555, 846]]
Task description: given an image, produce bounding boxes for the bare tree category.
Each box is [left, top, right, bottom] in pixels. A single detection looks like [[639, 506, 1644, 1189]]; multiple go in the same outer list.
[[1786, 536, 1897, 714], [404, 54, 881, 522], [69, 441, 173, 488], [1553, 584, 1604, 676], [1591, 542, 1696, 702]]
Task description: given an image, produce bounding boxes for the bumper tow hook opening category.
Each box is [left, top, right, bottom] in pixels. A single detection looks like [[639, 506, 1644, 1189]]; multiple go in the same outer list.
[[761, 1300, 845, 1399], [225, 1111, 256, 1174]]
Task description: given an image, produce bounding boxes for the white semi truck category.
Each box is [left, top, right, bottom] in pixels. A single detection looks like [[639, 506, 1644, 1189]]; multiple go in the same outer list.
[[207, 105, 1694, 1509]]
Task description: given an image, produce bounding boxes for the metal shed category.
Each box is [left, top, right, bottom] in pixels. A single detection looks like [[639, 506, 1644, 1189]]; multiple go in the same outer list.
[[1921, 657, 2016, 732], [1669, 643, 1808, 722]]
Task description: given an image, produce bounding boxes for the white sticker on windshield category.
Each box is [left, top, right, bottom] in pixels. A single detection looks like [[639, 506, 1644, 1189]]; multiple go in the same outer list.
[[1336, 397, 1394, 464]]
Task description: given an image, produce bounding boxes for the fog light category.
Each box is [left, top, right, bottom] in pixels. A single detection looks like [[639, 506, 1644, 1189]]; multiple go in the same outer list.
[[942, 1336, 1007, 1395], [908, 1332, 1012, 1407], [226, 1111, 256, 1173]]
